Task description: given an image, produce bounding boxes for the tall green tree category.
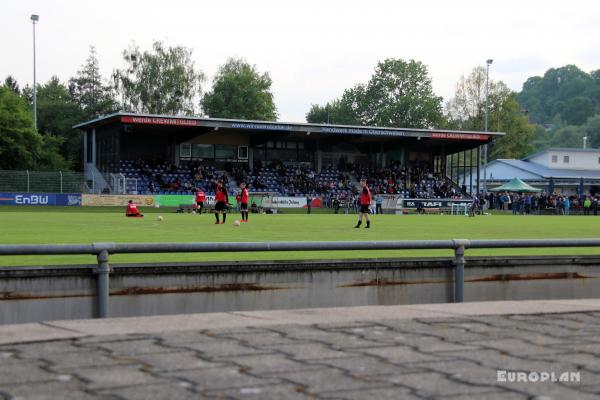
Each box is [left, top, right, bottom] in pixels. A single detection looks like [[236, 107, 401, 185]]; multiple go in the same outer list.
[[349, 58, 443, 128], [0, 86, 68, 170], [489, 94, 535, 159], [69, 46, 117, 118], [306, 58, 443, 128], [36, 77, 82, 169], [113, 41, 205, 115], [202, 57, 277, 120], [0, 86, 41, 169]]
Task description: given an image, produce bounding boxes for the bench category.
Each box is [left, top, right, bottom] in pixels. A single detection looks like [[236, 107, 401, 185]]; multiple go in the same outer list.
[[176, 204, 196, 213]]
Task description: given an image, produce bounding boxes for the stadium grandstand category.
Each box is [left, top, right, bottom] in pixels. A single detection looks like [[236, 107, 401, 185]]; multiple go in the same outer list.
[[72, 113, 503, 205]]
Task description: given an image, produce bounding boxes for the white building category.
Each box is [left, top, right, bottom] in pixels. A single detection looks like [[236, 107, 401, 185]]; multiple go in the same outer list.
[[464, 148, 600, 194]]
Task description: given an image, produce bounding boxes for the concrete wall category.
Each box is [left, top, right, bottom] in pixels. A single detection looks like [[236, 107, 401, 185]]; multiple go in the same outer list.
[[1, 256, 600, 324]]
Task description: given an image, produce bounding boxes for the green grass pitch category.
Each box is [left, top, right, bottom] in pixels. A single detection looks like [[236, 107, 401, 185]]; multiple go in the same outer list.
[[1, 206, 600, 266]]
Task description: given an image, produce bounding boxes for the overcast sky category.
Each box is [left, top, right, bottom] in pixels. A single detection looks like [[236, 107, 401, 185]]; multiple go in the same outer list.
[[2, 0, 599, 122]]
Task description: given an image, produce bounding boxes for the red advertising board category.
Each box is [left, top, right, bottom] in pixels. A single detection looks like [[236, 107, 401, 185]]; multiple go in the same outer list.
[[431, 132, 489, 141], [120, 116, 201, 127]]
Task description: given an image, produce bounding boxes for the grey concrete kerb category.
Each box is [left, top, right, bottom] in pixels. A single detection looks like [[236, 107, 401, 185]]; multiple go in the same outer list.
[[1, 299, 600, 345]]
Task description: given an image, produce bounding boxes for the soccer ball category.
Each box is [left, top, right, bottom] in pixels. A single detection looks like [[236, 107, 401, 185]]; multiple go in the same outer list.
[[157, 216, 163, 221], [233, 220, 240, 226], [154, 204, 160, 208]]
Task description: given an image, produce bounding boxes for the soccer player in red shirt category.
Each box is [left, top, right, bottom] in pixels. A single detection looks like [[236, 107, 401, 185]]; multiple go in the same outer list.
[[195, 189, 206, 215], [125, 200, 143, 217], [214, 180, 229, 224], [354, 179, 371, 228], [239, 182, 250, 222]]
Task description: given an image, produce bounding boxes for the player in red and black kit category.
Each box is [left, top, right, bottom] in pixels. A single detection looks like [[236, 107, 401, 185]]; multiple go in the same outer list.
[[195, 189, 206, 215], [214, 180, 229, 224], [354, 179, 371, 228], [125, 200, 143, 217], [239, 182, 249, 222]]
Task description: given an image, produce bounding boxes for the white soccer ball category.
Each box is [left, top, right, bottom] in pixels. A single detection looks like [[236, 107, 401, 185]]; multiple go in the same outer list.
[[157, 215, 163, 221], [154, 204, 160, 208], [233, 220, 240, 226]]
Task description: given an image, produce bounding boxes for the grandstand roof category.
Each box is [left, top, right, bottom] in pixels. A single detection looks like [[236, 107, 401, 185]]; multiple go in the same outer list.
[[73, 112, 503, 142]]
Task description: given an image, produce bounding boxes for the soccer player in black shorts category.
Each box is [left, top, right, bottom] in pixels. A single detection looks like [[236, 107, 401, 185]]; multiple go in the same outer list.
[[239, 182, 249, 222], [214, 180, 229, 224], [354, 179, 372, 228]]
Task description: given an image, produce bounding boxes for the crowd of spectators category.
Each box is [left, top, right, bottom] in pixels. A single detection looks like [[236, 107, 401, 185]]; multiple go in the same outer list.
[[121, 159, 229, 195], [121, 158, 466, 200], [484, 192, 600, 215], [353, 161, 464, 199]]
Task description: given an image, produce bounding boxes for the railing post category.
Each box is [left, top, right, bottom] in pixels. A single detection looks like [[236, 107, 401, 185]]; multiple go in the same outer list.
[[452, 239, 470, 303], [60, 171, 63, 193], [26, 170, 30, 192], [95, 249, 110, 318]]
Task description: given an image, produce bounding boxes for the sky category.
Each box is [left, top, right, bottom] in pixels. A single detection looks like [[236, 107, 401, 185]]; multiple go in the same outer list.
[[2, 0, 600, 122]]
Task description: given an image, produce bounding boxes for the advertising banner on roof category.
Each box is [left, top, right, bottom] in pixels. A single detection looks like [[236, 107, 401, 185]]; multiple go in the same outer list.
[[431, 132, 489, 141], [121, 116, 201, 127]]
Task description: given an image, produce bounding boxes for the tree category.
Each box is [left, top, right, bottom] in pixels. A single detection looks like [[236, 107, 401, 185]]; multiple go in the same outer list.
[[0, 86, 42, 169], [350, 59, 443, 128], [4, 76, 20, 95], [202, 57, 277, 120], [518, 65, 600, 125], [446, 66, 512, 131], [549, 125, 585, 148], [69, 46, 117, 118], [113, 41, 205, 115], [306, 98, 359, 125], [583, 115, 600, 148], [562, 96, 594, 125], [446, 66, 534, 159], [36, 76, 82, 169], [306, 58, 443, 128], [489, 94, 535, 159]]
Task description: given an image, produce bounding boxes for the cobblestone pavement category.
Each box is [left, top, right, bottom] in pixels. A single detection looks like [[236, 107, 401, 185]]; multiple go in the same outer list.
[[1, 311, 600, 399]]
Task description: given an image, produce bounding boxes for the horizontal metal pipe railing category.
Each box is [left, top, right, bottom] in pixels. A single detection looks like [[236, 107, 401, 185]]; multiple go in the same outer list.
[[2, 238, 600, 318], [2, 238, 600, 256]]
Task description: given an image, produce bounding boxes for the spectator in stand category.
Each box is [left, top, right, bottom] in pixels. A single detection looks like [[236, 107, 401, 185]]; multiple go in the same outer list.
[[171, 178, 179, 191], [333, 197, 341, 214], [564, 196, 571, 215], [584, 195, 592, 215], [375, 194, 383, 214], [523, 194, 531, 215], [556, 196, 564, 215]]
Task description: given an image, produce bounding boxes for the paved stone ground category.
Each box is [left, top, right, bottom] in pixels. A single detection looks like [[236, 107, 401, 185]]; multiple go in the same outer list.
[[1, 308, 600, 399]]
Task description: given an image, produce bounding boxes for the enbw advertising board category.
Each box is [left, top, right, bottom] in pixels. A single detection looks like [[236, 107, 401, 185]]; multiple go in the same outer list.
[[0, 193, 81, 206]]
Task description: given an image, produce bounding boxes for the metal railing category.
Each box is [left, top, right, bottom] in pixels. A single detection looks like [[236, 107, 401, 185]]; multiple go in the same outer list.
[[0, 170, 87, 193], [2, 238, 600, 318]]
